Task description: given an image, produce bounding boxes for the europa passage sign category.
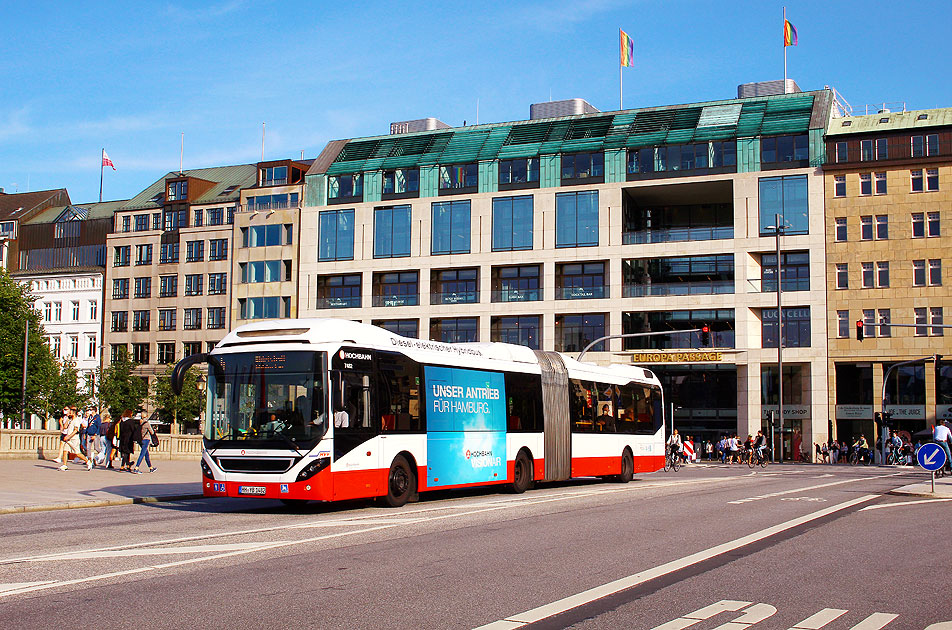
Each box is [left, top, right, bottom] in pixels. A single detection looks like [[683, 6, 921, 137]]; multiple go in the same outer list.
[[425, 366, 507, 487]]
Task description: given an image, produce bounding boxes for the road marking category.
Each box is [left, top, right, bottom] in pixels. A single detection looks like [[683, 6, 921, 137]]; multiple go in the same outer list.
[[861, 498, 952, 511], [789, 608, 847, 628], [727, 472, 901, 504], [650, 600, 751, 630], [780, 497, 827, 502], [473, 495, 877, 630], [848, 613, 899, 629], [27, 542, 287, 562], [711, 603, 776, 629], [0, 581, 54, 594]]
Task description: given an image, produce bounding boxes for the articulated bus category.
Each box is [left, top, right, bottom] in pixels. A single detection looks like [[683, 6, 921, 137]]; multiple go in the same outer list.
[[172, 319, 665, 507]]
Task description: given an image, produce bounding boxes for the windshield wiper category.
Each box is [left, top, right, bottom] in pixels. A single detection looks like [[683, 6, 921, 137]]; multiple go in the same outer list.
[[261, 429, 304, 457], [205, 430, 245, 450]]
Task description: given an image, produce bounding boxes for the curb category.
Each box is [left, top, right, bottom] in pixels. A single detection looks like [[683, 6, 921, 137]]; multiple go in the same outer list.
[[0, 493, 207, 515]]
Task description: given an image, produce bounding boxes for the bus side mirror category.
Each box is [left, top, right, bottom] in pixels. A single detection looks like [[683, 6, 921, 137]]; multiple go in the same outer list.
[[171, 353, 208, 395]]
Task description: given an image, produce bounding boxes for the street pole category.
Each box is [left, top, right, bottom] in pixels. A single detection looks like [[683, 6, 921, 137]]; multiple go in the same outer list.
[[775, 214, 784, 463], [20, 320, 29, 428]]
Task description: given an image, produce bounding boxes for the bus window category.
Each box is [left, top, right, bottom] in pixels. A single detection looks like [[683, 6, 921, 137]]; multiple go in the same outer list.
[[504, 371, 543, 432], [570, 379, 596, 432], [617, 384, 636, 434], [595, 382, 616, 433], [375, 352, 422, 432], [628, 383, 663, 434]]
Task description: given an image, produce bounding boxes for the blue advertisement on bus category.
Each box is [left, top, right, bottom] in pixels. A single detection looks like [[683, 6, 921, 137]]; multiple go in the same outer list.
[[425, 366, 507, 487]]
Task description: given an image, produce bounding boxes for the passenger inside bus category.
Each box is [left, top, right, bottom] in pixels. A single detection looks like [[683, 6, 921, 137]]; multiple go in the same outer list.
[[595, 404, 616, 432]]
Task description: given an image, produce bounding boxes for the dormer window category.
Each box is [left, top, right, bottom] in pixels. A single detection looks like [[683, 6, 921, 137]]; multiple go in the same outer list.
[[382, 169, 419, 196], [260, 166, 288, 187], [167, 180, 188, 201], [439, 163, 478, 190], [328, 173, 363, 200]]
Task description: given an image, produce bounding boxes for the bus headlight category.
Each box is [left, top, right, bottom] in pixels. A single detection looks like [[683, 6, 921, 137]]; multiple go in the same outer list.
[[296, 456, 330, 482], [201, 459, 215, 479]]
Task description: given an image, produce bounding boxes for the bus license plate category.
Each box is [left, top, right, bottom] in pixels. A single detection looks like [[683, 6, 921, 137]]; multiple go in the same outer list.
[[238, 486, 267, 496]]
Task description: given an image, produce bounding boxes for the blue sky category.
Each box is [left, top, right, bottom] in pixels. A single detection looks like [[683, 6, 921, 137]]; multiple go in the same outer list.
[[3, 0, 950, 204]]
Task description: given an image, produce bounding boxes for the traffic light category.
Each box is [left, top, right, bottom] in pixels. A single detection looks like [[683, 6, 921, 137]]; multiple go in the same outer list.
[[855, 320, 864, 341], [873, 411, 882, 425], [700, 325, 710, 346], [882, 411, 893, 428]]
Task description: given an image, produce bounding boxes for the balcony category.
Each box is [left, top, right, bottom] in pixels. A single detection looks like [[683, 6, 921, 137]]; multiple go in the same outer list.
[[430, 291, 478, 305], [557, 286, 606, 300], [492, 288, 541, 303], [316, 296, 361, 309], [372, 294, 418, 308], [623, 226, 733, 245], [624, 281, 734, 297]]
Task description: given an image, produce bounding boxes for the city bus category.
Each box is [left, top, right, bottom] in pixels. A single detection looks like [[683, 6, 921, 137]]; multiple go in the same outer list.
[[171, 319, 665, 507]]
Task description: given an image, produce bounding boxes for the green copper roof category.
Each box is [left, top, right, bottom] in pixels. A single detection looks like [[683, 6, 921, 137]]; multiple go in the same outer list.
[[122, 164, 257, 210], [826, 107, 952, 136], [325, 91, 829, 175]]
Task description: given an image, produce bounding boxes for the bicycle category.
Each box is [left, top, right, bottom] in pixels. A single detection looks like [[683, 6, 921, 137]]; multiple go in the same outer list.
[[748, 448, 769, 469], [664, 449, 682, 472], [887, 447, 906, 466]]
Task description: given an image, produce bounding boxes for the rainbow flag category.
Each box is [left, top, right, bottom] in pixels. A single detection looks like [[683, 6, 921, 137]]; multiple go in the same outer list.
[[783, 19, 798, 47], [620, 29, 634, 67]]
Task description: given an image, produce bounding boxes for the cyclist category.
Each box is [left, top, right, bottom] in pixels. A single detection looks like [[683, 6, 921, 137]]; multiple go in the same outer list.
[[853, 434, 870, 465], [889, 431, 904, 465], [753, 430, 767, 463], [934, 419, 952, 474], [667, 429, 683, 464]]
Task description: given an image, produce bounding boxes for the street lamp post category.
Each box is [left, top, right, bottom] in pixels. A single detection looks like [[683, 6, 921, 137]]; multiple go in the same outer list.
[[768, 214, 785, 462]]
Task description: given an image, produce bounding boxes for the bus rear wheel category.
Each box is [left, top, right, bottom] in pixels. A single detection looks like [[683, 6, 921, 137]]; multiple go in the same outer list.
[[618, 449, 634, 483], [384, 455, 416, 508], [511, 451, 532, 494]]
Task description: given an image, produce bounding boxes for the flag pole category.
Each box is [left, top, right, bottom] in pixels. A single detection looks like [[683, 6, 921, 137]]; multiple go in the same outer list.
[[99, 148, 104, 203], [619, 29, 623, 110], [783, 7, 788, 94]]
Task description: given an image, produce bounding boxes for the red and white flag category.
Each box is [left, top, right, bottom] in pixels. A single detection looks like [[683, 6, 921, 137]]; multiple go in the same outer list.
[[102, 150, 116, 171]]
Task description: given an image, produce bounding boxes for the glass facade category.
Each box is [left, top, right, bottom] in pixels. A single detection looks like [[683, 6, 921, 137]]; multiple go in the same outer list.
[[492, 196, 533, 251], [759, 175, 808, 235], [374, 205, 411, 258], [319, 209, 355, 261], [431, 201, 471, 255], [430, 317, 478, 343], [623, 309, 735, 349], [555, 191, 598, 247], [491, 315, 541, 350], [556, 313, 606, 352]]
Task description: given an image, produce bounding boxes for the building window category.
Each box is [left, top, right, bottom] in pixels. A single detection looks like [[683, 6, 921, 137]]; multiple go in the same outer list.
[[207, 307, 226, 329], [762, 251, 810, 292], [875, 215, 888, 239], [761, 134, 808, 165], [110, 344, 126, 364], [439, 163, 478, 190], [927, 169, 939, 191], [860, 173, 872, 196], [193, 208, 203, 227], [914, 260, 926, 286], [134, 277, 151, 298], [875, 172, 887, 195], [928, 212, 940, 237], [876, 138, 888, 160], [912, 213, 925, 238], [927, 134, 939, 156], [112, 278, 129, 300], [114, 246, 130, 267], [758, 175, 808, 236], [499, 158, 540, 186], [431, 200, 471, 255], [762, 306, 811, 348], [915, 307, 928, 336], [111, 311, 128, 333], [930, 259, 942, 285], [837, 310, 850, 338], [556, 262, 606, 299], [556, 313, 606, 353], [152, 213, 161, 230], [373, 272, 418, 307], [160, 242, 179, 264], [163, 208, 187, 231], [318, 209, 355, 261], [183, 341, 201, 357], [89, 300, 97, 321], [132, 343, 150, 365], [835, 217, 847, 242], [561, 152, 604, 180], [911, 170, 924, 193], [623, 255, 733, 297], [49, 336, 61, 358], [133, 310, 150, 332], [371, 319, 419, 339], [184, 274, 203, 296], [835, 263, 849, 289], [431, 268, 478, 305], [835, 141, 848, 163], [208, 273, 227, 295], [492, 196, 533, 251], [54, 302, 61, 322], [316, 274, 361, 309], [135, 244, 152, 266], [430, 317, 478, 343], [134, 215, 149, 231], [876, 261, 889, 288], [834, 175, 846, 197], [912, 135, 925, 157], [862, 308, 877, 339], [243, 224, 292, 247], [861, 139, 873, 161], [167, 180, 187, 201], [260, 165, 288, 187], [373, 205, 411, 258], [186, 240, 204, 262], [861, 262, 874, 289], [87, 335, 97, 359], [860, 216, 873, 241], [69, 335, 78, 358], [878, 309, 891, 337], [183, 308, 202, 330], [43, 302, 51, 322], [159, 275, 178, 298], [491, 315, 541, 350], [492, 265, 541, 303], [158, 309, 176, 331], [121, 216, 130, 233], [208, 239, 228, 261], [328, 174, 363, 200], [932, 307, 944, 337], [556, 190, 599, 247], [382, 169, 419, 196], [157, 342, 175, 365]]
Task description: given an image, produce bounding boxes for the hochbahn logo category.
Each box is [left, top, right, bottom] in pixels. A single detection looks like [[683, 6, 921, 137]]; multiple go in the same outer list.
[[465, 448, 501, 469], [339, 350, 372, 361]]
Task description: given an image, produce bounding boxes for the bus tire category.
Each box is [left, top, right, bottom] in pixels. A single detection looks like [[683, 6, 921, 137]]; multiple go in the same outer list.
[[617, 449, 634, 483], [511, 451, 533, 494], [384, 455, 415, 508]]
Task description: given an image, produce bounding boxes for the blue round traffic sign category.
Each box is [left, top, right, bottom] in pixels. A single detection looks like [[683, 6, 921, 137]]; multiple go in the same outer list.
[[917, 443, 947, 472]]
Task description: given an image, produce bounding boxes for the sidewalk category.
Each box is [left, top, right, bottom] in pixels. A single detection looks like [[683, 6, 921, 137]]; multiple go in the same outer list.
[[0, 458, 203, 514], [889, 470, 952, 498]]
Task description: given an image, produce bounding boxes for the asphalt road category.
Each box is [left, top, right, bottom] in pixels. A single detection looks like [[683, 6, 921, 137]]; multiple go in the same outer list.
[[0, 464, 947, 629]]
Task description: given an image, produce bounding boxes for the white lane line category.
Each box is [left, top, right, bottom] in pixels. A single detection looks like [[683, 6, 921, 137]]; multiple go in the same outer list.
[[727, 472, 902, 505], [0, 581, 54, 593], [472, 494, 877, 630], [849, 613, 899, 629], [861, 498, 952, 511], [788, 607, 847, 628], [27, 542, 288, 562]]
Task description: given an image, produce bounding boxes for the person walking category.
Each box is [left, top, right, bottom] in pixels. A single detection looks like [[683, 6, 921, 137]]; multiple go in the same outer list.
[[53, 406, 74, 465], [100, 411, 114, 468], [934, 419, 952, 474], [133, 413, 158, 474], [85, 408, 101, 469], [118, 410, 138, 472], [56, 407, 92, 471]]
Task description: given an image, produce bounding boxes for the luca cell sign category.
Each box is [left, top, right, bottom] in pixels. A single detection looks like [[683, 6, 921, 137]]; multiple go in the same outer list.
[[425, 366, 507, 487]]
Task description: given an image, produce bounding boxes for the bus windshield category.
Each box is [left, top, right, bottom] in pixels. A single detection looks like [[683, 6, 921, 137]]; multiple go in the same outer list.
[[205, 351, 327, 448]]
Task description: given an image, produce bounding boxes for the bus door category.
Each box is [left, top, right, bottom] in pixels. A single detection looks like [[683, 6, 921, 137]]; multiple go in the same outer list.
[[330, 349, 377, 470]]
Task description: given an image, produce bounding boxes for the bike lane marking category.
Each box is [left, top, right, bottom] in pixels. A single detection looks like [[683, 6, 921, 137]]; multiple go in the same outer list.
[[727, 472, 902, 505], [847, 613, 900, 629], [473, 494, 877, 630], [788, 608, 848, 628]]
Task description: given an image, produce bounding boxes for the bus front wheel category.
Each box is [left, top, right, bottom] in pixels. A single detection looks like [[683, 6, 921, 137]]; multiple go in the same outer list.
[[511, 451, 533, 494], [385, 455, 416, 508], [618, 450, 634, 483]]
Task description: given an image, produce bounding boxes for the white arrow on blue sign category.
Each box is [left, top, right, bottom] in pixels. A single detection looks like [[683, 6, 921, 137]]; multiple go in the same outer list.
[[917, 443, 948, 471]]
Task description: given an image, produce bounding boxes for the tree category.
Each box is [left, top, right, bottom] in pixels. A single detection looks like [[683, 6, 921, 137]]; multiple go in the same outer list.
[[0, 269, 57, 424], [34, 358, 90, 429], [151, 364, 205, 433], [97, 347, 146, 418]]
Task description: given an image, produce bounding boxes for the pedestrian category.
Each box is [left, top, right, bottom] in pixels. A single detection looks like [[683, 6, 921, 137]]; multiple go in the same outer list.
[[934, 419, 952, 474], [55, 406, 92, 471], [814, 442, 821, 463], [119, 410, 138, 471], [830, 440, 839, 464], [705, 440, 713, 461], [99, 411, 114, 468], [133, 413, 158, 474], [821, 441, 829, 463], [85, 408, 101, 468], [53, 406, 74, 464]]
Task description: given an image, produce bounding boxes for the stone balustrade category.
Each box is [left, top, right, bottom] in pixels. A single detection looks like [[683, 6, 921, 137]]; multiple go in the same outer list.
[[0, 430, 203, 461]]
